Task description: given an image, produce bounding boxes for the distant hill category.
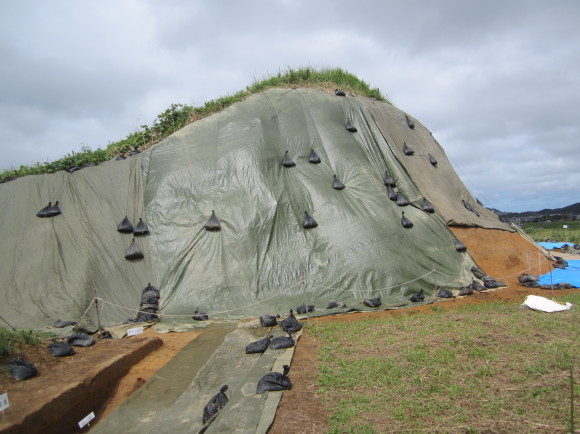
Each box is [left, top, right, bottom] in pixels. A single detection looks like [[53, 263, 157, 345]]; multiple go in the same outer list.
[[493, 202, 580, 223]]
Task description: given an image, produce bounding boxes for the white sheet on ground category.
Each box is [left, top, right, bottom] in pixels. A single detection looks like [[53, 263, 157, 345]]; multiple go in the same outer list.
[[522, 295, 573, 313]]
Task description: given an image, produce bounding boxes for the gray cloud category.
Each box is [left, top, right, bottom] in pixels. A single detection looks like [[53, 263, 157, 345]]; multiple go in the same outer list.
[[1, 0, 579, 212]]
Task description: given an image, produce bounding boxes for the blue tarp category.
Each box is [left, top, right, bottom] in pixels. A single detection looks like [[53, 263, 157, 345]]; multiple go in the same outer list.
[[539, 242, 572, 249], [538, 260, 580, 287]]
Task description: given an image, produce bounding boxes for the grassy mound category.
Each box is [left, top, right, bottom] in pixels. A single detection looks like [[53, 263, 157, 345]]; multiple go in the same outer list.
[[1, 67, 385, 183]]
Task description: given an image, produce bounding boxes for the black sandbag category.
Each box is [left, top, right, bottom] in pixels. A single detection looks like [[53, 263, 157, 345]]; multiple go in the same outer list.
[[363, 296, 381, 308], [140, 303, 159, 311], [53, 319, 77, 328], [46, 201, 62, 217], [401, 211, 413, 228], [405, 115, 415, 129], [256, 365, 292, 394], [125, 238, 144, 260], [462, 200, 480, 217], [67, 166, 81, 173], [136, 312, 159, 322], [557, 282, 575, 289], [133, 217, 149, 236], [422, 198, 434, 213], [280, 310, 302, 334], [142, 282, 160, 298], [282, 150, 296, 168], [36, 202, 52, 218], [410, 289, 424, 302], [296, 304, 314, 314], [470, 279, 486, 292], [115, 155, 126, 161], [67, 333, 95, 347], [202, 385, 229, 424], [327, 300, 347, 309], [303, 211, 318, 229], [270, 334, 295, 350], [383, 171, 396, 187], [518, 274, 539, 284], [141, 294, 159, 305], [129, 148, 140, 156], [192, 308, 209, 321], [345, 118, 357, 132], [453, 238, 467, 252], [335, 89, 346, 96], [204, 210, 221, 231], [308, 149, 321, 164], [396, 192, 409, 207], [387, 185, 397, 201], [403, 142, 414, 156], [483, 279, 499, 289], [471, 266, 486, 279], [48, 341, 75, 357], [8, 358, 37, 381], [428, 154, 438, 166], [436, 289, 454, 298], [458, 287, 473, 296], [333, 175, 345, 190], [245, 335, 272, 354], [117, 216, 134, 233], [495, 280, 506, 287], [260, 314, 280, 327]]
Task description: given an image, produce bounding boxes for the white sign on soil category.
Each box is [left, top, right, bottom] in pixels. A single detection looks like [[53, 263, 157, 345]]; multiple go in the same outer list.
[[78, 411, 95, 429], [0, 393, 9, 412], [127, 326, 144, 337]]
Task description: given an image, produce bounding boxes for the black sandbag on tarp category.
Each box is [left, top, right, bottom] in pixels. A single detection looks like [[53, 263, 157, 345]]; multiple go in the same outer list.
[[245, 335, 272, 354], [67, 333, 95, 347], [53, 319, 77, 328], [142, 282, 160, 298], [296, 304, 314, 314], [332, 175, 345, 190], [410, 289, 424, 302], [401, 212, 413, 228], [202, 385, 229, 424], [282, 151, 296, 168], [363, 296, 381, 308], [327, 300, 346, 309], [470, 279, 486, 292], [47, 201, 61, 217], [396, 192, 409, 207], [403, 143, 414, 156], [308, 149, 321, 164], [436, 289, 454, 298], [125, 238, 144, 260], [387, 185, 397, 201], [8, 358, 37, 380], [383, 171, 396, 187], [192, 308, 209, 321], [280, 310, 302, 334], [405, 115, 415, 129], [422, 198, 435, 213], [334, 89, 346, 97], [428, 154, 438, 167], [117, 216, 134, 233], [270, 334, 295, 350], [471, 266, 485, 279], [256, 365, 292, 394], [453, 238, 467, 252], [260, 314, 279, 327], [133, 218, 149, 236], [136, 312, 159, 322], [36, 202, 52, 218], [345, 118, 357, 132], [204, 210, 221, 231], [48, 341, 75, 357], [303, 211, 317, 229], [458, 286, 474, 296]]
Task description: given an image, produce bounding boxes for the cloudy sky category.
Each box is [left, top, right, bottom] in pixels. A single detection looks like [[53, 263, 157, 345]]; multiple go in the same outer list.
[[1, 0, 578, 212]]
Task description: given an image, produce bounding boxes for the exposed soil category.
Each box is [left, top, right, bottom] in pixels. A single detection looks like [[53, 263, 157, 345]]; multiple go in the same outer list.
[[0, 228, 577, 433]]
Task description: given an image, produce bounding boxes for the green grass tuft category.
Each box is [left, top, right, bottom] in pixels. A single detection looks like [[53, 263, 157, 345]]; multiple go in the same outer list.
[[0, 327, 50, 356]]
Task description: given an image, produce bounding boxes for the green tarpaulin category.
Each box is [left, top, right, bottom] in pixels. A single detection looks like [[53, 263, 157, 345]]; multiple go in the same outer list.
[[0, 88, 508, 329]]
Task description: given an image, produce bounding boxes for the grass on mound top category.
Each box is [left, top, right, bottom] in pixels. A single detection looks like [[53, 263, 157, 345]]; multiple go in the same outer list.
[[310, 293, 579, 433], [1, 67, 385, 183]]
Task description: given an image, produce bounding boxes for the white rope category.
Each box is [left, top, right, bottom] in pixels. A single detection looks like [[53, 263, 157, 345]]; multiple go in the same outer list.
[[77, 298, 96, 321]]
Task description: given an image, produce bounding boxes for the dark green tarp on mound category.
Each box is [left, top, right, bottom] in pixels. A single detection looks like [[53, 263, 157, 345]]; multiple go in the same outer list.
[[0, 88, 502, 328]]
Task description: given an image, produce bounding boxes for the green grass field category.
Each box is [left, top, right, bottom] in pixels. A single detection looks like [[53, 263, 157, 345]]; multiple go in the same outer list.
[[522, 221, 580, 244], [310, 293, 579, 433]]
